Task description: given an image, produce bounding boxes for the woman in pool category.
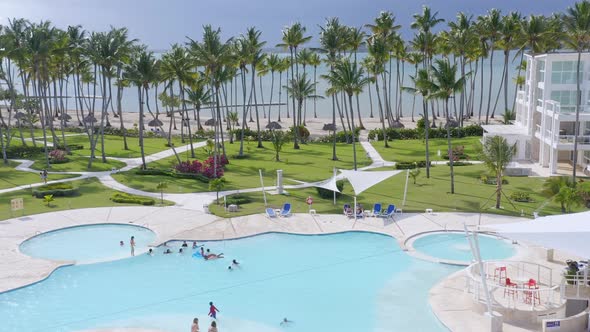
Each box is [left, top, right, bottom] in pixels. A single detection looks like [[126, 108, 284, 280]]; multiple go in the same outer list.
[[119, 241, 124, 246], [208, 321, 218, 332], [182, 241, 188, 248], [191, 317, 199, 332], [148, 249, 154, 256], [130, 236, 135, 256], [163, 249, 172, 254], [204, 249, 224, 260]]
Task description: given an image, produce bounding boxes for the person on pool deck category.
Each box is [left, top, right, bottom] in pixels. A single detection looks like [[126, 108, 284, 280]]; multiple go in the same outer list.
[[208, 321, 218, 332], [208, 302, 220, 319], [191, 317, 200, 332], [182, 241, 188, 248], [130, 236, 135, 256], [164, 249, 172, 254]]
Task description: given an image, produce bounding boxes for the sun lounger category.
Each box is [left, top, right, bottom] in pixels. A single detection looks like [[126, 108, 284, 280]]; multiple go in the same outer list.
[[371, 203, 382, 217], [279, 203, 291, 217], [343, 204, 353, 218], [380, 204, 396, 219], [266, 208, 277, 218]]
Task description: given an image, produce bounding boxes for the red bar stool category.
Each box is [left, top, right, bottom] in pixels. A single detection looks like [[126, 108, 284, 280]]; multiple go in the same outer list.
[[494, 266, 507, 284], [504, 277, 518, 299], [524, 279, 540, 305]]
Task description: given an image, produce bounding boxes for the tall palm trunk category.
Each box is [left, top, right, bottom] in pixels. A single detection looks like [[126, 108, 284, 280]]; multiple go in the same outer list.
[[511, 52, 525, 112], [485, 48, 495, 123], [374, 75, 388, 148], [278, 70, 283, 122], [289, 47, 299, 149], [478, 55, 485, 123], [368, 80, 374, 118], [348, 93, 358, 171], [138, 87, 146, 169], [268, 71, 275, 124], [313, 65, 318, 118], [445, 98, 455, 194], [573, 51, 582, 183], [238, 68, 248, 156], [424, 98, 431, 178], [251, 66, 263, 148]]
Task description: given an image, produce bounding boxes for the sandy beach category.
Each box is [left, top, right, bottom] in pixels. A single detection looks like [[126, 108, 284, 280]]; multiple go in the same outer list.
[[57, 109, 503, 139]]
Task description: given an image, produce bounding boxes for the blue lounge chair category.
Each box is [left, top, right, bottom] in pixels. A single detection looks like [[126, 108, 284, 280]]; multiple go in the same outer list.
[[279, 203, 291, 217], [380, 204, 396, 219], [371, 203, 382, 217], [266, 208, 277, 218]]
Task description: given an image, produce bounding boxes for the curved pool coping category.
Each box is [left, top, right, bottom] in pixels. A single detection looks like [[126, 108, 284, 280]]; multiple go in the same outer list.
[[0, 207, 535, 332], [403, 230, 522, 266]]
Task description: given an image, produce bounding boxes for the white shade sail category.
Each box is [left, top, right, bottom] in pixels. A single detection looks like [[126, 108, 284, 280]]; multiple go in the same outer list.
[[339, 170, 402, 196], [483, 211, 590, 258], [314, 176, 341, 193]]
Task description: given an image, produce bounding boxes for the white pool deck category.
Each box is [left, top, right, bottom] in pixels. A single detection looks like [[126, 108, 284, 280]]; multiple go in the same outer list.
[[0, 205, 562, 332]]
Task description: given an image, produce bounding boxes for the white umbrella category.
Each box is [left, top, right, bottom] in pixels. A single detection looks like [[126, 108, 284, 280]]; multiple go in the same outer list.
[[339, 170, 402, 219]]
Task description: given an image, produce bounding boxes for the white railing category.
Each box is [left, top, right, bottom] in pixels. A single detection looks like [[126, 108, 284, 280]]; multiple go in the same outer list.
[[535, 124, 541, 135], [555, 135, 590, 144], [562, 268, 590, 299], [465, 260, 562, 311]]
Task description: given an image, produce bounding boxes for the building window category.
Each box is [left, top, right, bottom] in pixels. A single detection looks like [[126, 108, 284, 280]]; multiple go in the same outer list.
[[550, 90, 578, 112], [551, 61, 583, 84]]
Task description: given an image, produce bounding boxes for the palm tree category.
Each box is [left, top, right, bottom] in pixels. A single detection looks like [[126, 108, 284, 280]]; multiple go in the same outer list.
[[494, 12, 522, 119], [276, 58, 290, 122], [366, 35, 390, 147], [543, 177, 574, 213], [477, 136, 517, 208], [403, 68, 432, 178], [480, 9, 502, 123], [188, 25, 233, 177], [347, 26, 367, 129], [448, 12, 475, 126], [563, 0, 590, 184], [405, 52, 424, 122], [325, 59, 368, 171], [266, 53, 282, 123], [123, 48, 159, 169], [429, 59, 466, 194], [244, 28, 266, 149], [284, 73, 320, 146], [308, 52, 321, 119], [320, 17, 347, 160], [185, 76, 212, 133], [277, 22, 312, 149]]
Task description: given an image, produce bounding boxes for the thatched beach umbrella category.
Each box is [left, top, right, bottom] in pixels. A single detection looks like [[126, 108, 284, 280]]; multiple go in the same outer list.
[[266, 121, 282, 130], [390, 120, 405, 129], [83, 114, 97, 123], [148, 118, 163, 127], [322, 123, 336, 131], [205, 118, 217, 126], [58, 113, 72, 121]]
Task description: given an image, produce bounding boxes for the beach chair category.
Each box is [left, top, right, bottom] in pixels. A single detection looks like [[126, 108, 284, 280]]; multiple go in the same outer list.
[[371, 203, 382, 217], [343, 204, 353, 218], [266, 208, 277, 218], [380, 204, 396, 219], [279, 203, 291, 217]]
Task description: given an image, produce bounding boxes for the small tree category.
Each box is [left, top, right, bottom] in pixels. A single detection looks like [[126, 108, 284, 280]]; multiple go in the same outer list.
[[209, 177, 226, 204], [156, 182, 168, 205], [543, 177, 574, 213], [43, 194, 54, 207], [554, 186, 584, 213], [271, 130, 289, 161], [409, 167, 421, 185], [476, 135, 517, 209]]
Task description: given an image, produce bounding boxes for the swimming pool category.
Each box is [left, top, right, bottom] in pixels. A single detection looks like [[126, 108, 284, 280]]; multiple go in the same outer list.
[[19, 224, 156, 263], [411, 232, 516, 263], [1, 231, 514, 332]]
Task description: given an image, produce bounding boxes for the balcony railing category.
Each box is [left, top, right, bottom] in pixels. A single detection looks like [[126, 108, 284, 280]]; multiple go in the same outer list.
[[556, 135, 590, 144]]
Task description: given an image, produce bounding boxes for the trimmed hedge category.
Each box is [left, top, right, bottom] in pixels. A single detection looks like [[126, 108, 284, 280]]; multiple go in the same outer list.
[[6, 145, 45, 158], [135, 168, 210, 183], [55, 144, 84, 151], [316, 180, 345, 199], [33, 183, 79, 198], [110, 192, 155, 205], [225, 194, 252, 205], [448, 161, 473, 166], [395, 161, 431, 170], [368, 124, 483, 141], [510, 191, 532, 202]]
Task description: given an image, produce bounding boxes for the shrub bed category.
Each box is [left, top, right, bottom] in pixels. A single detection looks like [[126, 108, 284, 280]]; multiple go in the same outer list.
[[480, 175, 509, 185], [368, 124, 483, 141], [33, 183, 79, 198], [110, 192, 155, 205], [135, 168, 210, 183], [316, 180, 345, 199], [55, 144, 84, 151], [225, 194, 252, 205], [395, 161, 431, 170], [510, 191, 532, 202], [448, 161, 472, 166], [6, 145, 45, 158]]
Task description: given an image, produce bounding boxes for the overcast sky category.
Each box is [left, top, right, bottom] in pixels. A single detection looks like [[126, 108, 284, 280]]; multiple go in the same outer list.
[[0, 0, 576, 50]]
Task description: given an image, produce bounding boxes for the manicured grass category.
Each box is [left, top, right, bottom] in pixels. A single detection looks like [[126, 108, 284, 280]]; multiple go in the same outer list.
[[0, 178, 173, 221], [112, 141, 372, 193], [30, 156, 127, 172], [209, 164, 585, 218], [371, 137, 482, 162], [0, 161, 79, 190]]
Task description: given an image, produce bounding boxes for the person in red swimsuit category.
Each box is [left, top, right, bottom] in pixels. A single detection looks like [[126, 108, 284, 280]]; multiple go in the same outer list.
[[208, 302, 220, 319]]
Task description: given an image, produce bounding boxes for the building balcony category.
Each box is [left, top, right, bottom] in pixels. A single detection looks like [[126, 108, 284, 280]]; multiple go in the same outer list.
[[555, 135, 590, 145]]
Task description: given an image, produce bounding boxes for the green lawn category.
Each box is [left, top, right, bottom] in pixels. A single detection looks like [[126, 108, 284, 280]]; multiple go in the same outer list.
[[371, 137, 482, 162], [0, 161, 79, 189], [0, 178, 172, 221], [209, 164, 583, 218], [113, 141, 373, 193]]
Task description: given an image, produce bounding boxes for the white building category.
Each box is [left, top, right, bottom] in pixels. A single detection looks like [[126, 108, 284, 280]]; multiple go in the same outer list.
[[483, 52, 590, 175]]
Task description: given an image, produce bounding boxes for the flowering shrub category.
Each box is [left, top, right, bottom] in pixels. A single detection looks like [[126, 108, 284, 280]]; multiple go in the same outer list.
[[174, 155, 228, 179], [49, 149, 68, 162]]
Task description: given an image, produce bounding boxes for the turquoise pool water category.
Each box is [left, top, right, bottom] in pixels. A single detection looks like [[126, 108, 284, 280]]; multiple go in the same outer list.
[[412, 232, 516, 263], [2, 231, 514, 332], [19, 224, 156, 263]]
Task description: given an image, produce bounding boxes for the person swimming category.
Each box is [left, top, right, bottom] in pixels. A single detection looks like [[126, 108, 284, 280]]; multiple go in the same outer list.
[[148, 248, 154, 256], [232, 259, 239, 266], [280, 318, 293, 326], [204, 249, 224, 260], [182, 241, 188, 248], [179, 248, 184, 254], [119, 241, 124, 246], [192, 241, 203, 249], [164, 249, 172, 254]]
